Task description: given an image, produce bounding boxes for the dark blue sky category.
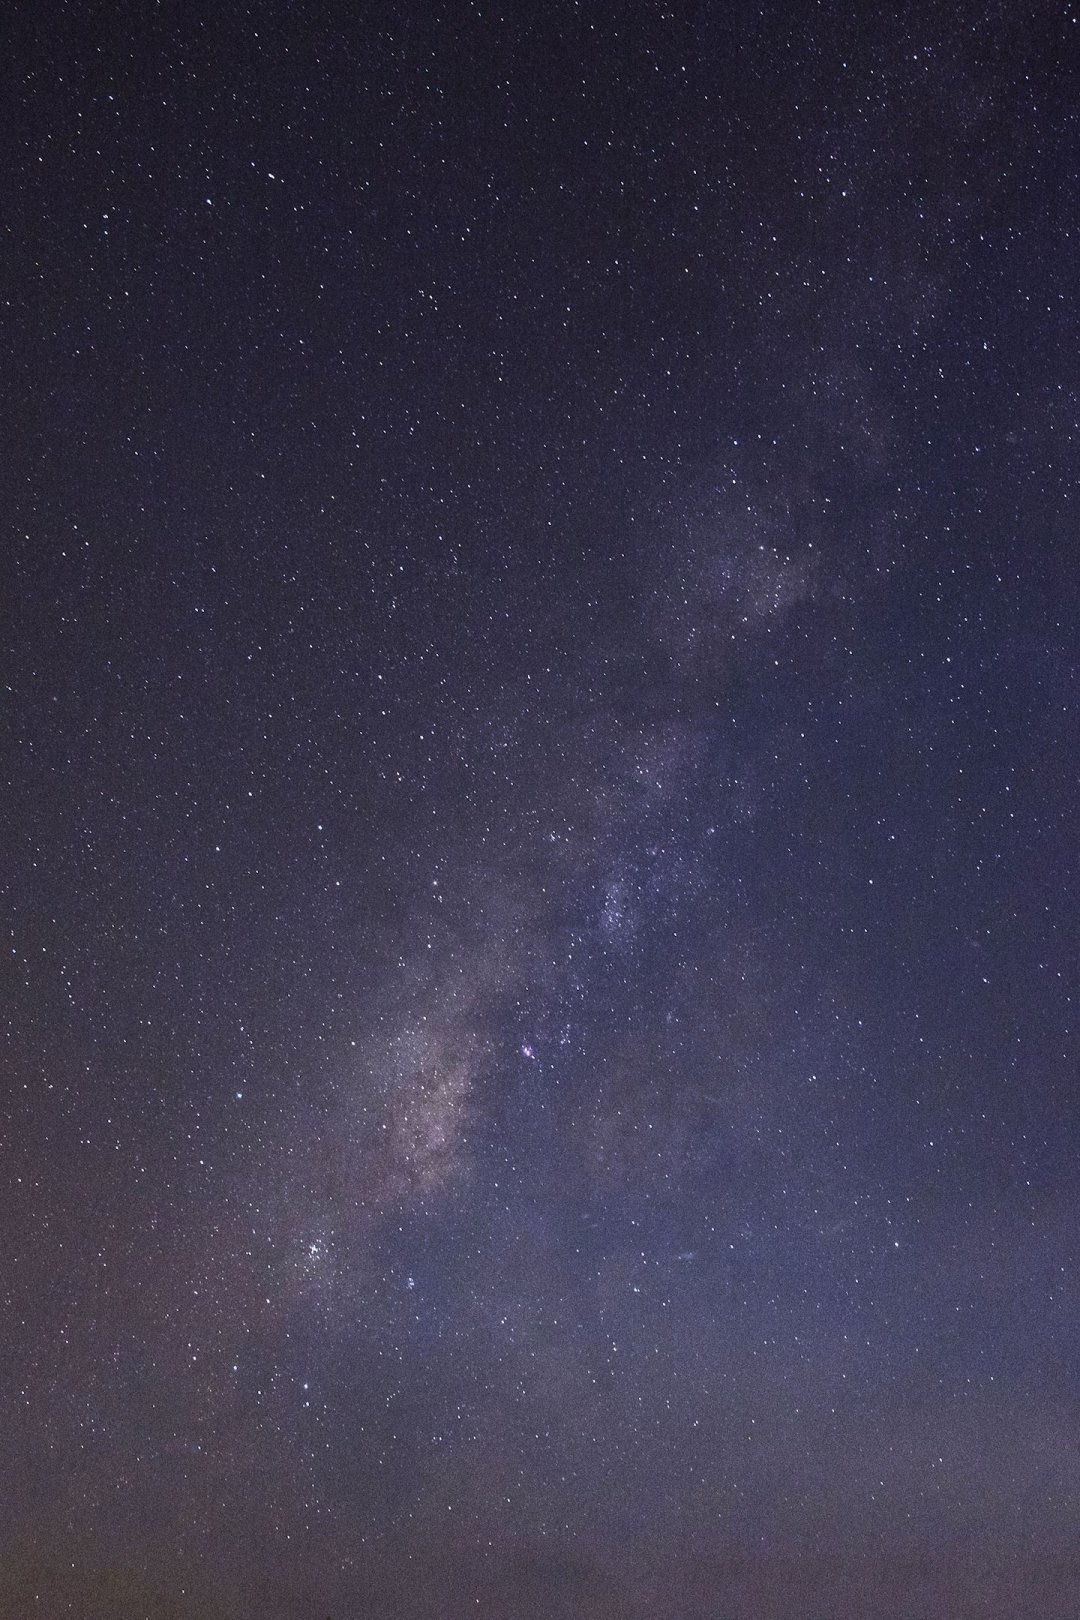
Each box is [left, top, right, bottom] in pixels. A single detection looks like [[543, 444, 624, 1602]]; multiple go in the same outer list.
[[3, 2, 1078, 1615]]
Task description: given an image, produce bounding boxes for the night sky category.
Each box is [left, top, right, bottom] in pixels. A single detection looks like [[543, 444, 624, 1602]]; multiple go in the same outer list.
[[3, 2, 1080, 1616]]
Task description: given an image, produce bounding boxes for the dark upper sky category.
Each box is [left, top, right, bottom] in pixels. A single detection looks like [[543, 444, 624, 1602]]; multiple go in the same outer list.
[[3, 2, 1079, 1615]]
